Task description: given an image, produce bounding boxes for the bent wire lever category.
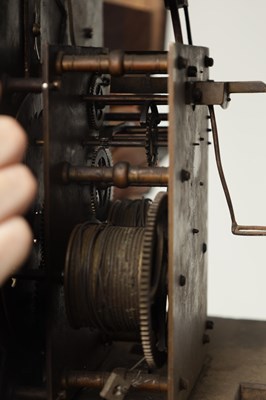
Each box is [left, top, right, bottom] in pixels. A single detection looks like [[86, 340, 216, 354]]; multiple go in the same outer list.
[[209, 105, 266, 236]]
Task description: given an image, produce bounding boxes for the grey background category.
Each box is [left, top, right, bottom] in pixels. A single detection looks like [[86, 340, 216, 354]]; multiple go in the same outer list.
[[165, 0, 266, 320]]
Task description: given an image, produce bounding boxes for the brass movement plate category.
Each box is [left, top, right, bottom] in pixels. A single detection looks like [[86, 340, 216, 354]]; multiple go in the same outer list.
[[168, 43, 209, 400]]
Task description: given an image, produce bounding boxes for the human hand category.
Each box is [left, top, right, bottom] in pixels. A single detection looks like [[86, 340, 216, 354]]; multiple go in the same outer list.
[[0, 116, 37, 285]]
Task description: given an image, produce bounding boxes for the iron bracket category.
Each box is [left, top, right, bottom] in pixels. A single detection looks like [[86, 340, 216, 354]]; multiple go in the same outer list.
[[186, 80, 266, 108]]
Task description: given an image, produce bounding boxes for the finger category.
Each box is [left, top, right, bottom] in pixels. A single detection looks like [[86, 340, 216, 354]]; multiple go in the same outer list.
[[0, 116, 27, 167], [0, 217, 33, 285], [0, 164, 37, 222]]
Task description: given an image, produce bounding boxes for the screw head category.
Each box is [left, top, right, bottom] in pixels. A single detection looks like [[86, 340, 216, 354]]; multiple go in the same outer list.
[[204, 56, 214, 67], [180, 169, 190, 182], [179, 275, 186, 287], [206, 320, 214, 330], [83, 27, 93, 39], [202, 243, 207, 253], [187, 65, 198, 78], [177, 56, 188, 70]]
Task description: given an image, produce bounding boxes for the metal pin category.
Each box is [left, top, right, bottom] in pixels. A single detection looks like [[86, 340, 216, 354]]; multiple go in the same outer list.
[[202, 243, 207, 253], [202, 334, 210, 344], [206, 320, 214, 330]]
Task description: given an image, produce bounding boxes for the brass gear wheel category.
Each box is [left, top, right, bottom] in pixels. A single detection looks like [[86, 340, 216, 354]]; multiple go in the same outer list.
[[140, 102, 161, 167], [87, 74, 106, 130], [139, 191, 168, 368], [90, 146, 112, 221], [145, 121, 159, 167]]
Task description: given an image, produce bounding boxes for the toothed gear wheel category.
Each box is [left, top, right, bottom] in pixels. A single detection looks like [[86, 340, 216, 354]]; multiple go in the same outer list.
[[90, 146, 112, 221], [141, 102, 161, 167], [139, 191, 168, 368], [145, 121, 159, 167], [87, 74, 105, 130]]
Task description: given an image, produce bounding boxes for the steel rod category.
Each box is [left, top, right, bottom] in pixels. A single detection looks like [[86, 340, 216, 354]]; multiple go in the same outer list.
[[83, 94, 168, 105], [5, 78, 43, 92], [56, 50, 168, 76], [84, 140, 168, 148], [61, 371, 167, 392], [112, 127, 168, 133], [111, 76, 168, 94], [184, 6, 193, 45], [105, 113, 168, 122], [168, 0, 183, 43]]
